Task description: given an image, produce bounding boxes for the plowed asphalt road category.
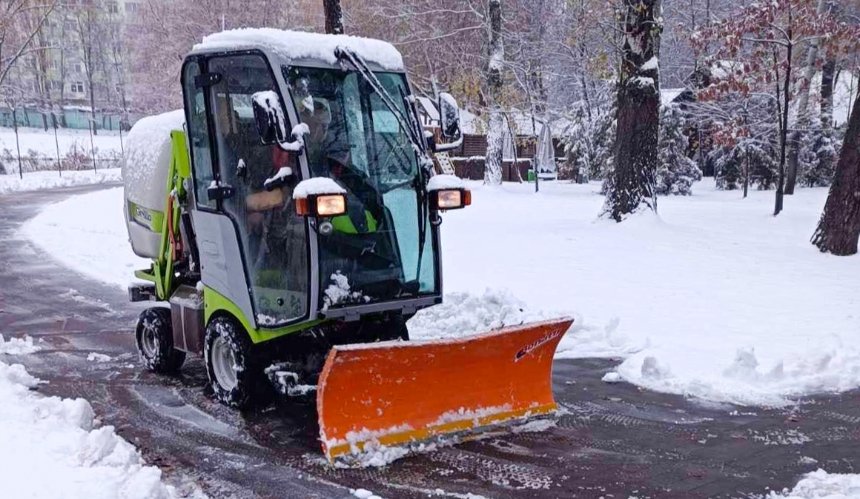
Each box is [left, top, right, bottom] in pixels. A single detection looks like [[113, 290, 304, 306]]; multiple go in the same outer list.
[[1, 184, 858, 498]]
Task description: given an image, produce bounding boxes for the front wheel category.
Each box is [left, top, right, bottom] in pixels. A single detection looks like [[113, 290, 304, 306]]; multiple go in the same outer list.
[[136, 307, 186, 374], [204, 316, 266, 409]]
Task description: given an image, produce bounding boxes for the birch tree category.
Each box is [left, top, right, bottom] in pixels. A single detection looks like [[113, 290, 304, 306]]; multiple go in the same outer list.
[[484, 0, 504, 185]]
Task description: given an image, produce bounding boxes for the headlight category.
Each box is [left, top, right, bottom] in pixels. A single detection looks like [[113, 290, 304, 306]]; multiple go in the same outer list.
[[295, 193, 347, 217], [315, 194, 347, 216]]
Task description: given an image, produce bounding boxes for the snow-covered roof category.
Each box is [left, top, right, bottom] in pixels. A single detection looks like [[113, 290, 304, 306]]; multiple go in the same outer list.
[[193, 29, 404, 71], [459, 108, 571, 138], [416, 96, 439, 122]]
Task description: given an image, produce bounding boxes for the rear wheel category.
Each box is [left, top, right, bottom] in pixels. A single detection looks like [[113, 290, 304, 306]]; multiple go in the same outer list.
[[135, 307, 186, 374], [204, 316, 267, 409]]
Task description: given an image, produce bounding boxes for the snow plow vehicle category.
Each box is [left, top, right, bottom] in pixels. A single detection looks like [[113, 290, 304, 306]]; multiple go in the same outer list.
[[122, 28, 572, 462]]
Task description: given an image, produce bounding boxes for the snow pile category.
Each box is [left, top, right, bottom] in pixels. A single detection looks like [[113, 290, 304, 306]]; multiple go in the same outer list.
[[122, 110, 184, 210], [408, 290, 556, 341], [293, 177, 346, 199], [0, 361, 181, 498], [263, 167, 293, 189], [87, 353, 112, 363], [195, 29, 404, 71], [0, 168, 121, 194], [351, 489, 382, 499], [21, 187, 150, 289], [322, 271, 368, 310], [769, 470, 860, 498], [427, 174, 465, 191], [0, 335, 40, 355]]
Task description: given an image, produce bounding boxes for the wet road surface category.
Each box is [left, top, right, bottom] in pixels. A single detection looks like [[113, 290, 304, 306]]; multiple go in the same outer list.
[[1, 185, 858, 498]]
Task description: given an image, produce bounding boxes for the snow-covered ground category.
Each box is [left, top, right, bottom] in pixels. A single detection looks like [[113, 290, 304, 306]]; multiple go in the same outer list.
[[0, 338, 197, 498], [16, 178, 860, 493], [21, 187, 148, 287], [0, 168, 122, 195], [22, 180, 860, 408]]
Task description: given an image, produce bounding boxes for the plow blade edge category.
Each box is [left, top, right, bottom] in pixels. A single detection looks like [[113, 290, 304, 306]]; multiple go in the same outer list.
[[316, 318, 573, 461]]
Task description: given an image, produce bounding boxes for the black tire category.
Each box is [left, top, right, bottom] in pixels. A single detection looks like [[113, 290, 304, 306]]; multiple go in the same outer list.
[[135, 307, 186, 374], [204, 316, 267, 409]]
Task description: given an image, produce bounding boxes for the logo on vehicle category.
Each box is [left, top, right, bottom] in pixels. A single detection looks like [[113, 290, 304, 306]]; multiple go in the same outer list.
[[515, 329, 563, 362], [135, 205, 152, 223]]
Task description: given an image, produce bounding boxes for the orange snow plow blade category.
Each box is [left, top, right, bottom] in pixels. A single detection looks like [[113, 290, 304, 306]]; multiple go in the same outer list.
[[316, 318, 573, 461]]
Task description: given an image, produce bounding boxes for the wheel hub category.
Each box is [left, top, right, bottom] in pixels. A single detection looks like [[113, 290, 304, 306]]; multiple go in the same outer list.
[[211, 336, 238, 392], [141, 322, 158, 358]]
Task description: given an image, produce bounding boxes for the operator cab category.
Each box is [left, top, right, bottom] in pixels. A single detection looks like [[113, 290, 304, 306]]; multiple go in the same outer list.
[[181, 30, 466, 329]]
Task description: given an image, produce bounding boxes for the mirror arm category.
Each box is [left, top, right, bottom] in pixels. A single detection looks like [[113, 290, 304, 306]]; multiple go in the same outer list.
[[432, 133, 463, 152]]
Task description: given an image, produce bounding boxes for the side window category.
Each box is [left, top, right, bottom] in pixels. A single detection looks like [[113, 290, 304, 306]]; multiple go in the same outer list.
[[182, 61, 216, 208]]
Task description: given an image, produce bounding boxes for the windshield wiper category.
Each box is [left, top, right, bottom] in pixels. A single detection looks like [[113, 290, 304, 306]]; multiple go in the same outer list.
[[334, 47, 425, 156]]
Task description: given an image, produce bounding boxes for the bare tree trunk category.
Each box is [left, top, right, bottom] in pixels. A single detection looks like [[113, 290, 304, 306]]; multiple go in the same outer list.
[[323, 0, 344, 35], [774, 39, 793, 216], [484, 0, 504, 185], [820, 57, 836, 132], [811, 93, 860, 255], [604, 0, 661, 221]]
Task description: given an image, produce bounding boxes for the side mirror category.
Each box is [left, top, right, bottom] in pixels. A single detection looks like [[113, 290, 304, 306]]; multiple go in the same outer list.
[[252, 90, 287, 145], [438, 92, 461, 140]]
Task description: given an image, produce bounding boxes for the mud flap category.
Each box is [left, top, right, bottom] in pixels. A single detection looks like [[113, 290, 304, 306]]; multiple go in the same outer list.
[[316, 318, 573, 461]]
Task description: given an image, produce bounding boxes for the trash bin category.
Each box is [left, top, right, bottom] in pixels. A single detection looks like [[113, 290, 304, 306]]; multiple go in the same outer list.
[[527, 169, 535, 182]]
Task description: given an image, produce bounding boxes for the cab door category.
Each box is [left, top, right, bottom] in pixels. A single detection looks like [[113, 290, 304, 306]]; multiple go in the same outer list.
[[204, 53, 310, 326]]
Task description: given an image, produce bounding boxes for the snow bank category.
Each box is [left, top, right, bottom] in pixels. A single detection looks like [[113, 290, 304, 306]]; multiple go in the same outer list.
[[0, 360, 182, 498], [21, 187, 150, 289], [769, 469, 860, 498], [0, 168, 121, 195], [195, 29, 404, 71], [0, 335, 40, 355]]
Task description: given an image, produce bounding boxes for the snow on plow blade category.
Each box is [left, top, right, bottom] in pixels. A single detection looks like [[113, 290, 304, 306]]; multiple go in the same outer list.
[[317, 318, 573, 461]]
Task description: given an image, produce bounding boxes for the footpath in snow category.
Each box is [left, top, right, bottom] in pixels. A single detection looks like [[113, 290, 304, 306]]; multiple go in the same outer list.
[[0, 335, 198, 498], [22, 180, 860, 408], [0, 168, 122, 195]]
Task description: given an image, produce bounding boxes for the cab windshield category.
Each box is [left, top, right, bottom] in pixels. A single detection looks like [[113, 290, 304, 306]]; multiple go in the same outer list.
[[284, 66, 437, 308]]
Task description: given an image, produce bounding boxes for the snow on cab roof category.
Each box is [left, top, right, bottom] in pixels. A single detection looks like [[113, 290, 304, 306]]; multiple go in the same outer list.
[[193, 28, 404, 71]]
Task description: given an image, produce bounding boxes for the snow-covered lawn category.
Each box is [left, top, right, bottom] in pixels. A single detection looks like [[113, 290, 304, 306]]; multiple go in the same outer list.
[[0, 337, 191, 498], [0, 125, 123, 158], [22, 180, 860, 408], [0, 168, 122, 195]]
